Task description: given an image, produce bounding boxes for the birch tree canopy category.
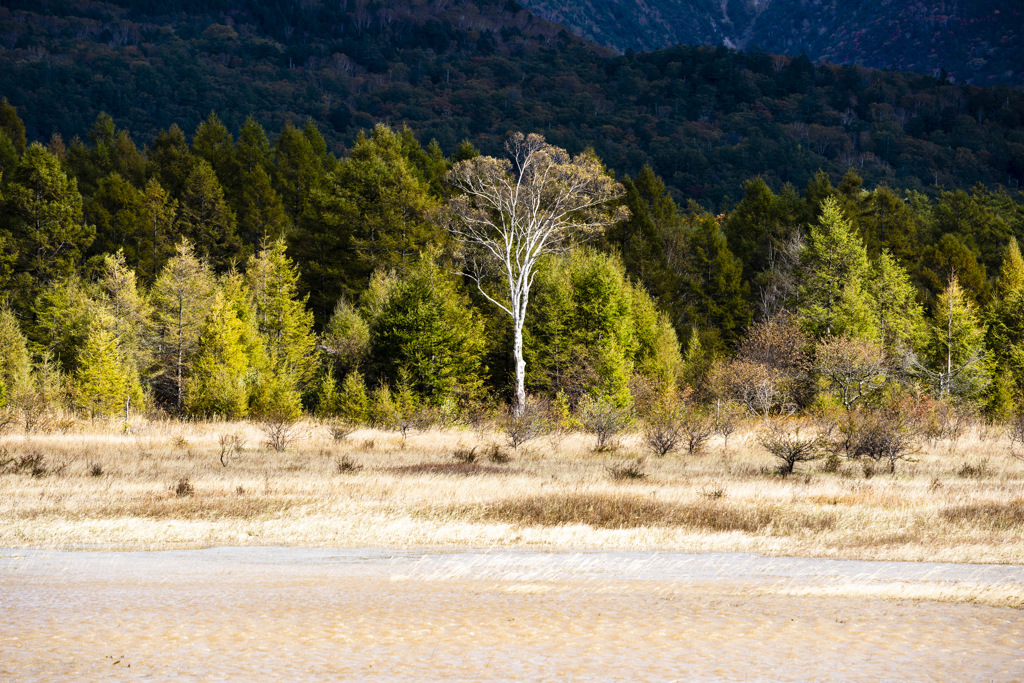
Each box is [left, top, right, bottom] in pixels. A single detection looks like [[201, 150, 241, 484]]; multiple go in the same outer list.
[[438, 132, 627, 412]]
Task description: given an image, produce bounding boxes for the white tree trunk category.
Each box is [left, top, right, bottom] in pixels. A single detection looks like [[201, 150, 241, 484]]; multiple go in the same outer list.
[[512, 318, 526, 415]]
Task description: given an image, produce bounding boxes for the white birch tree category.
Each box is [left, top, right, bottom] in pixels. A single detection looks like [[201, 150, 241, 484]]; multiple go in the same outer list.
[[438, 133, 626, 413]]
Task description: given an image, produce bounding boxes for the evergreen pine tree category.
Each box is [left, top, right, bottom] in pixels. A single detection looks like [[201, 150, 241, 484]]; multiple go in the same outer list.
[[245, 239, 318, 386], [0, 306, 31, 408], [76, 316, 134, 418], [919, 275, 990, 402], [150, 240, 217, 410], [366, 253, 486, 404], [797, 196, 877, 340], [177, 159, 240, 266], [869, 250, 925, 360], [186, 290, 251, 418]]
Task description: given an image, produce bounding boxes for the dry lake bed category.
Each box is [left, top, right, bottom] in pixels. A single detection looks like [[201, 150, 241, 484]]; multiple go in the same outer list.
[[1, 547, 1022, 681]]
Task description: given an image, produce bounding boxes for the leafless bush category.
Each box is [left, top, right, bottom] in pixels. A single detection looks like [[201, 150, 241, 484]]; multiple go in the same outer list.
[[758, 421, 823, 475], [713, 400, 742, 450], [502, 397, 550, 451], [452, 446, 477, 463], [1009, 413, 1024, 461], [335, 455, 363, 473], [606, 457, 647, 480], [261, 415, 300, 452], [643, 405, 683, 457], [327, 420, 356, 443], [172, 476, 194, 497], [582, 398, 631, 452], [1, 451, 65, 478], [846, 409, 917, 473], [486, 443, 511, 464], [681, 410, 715, 455], [218, 432, 245, 467], [88, 461, 104, 477]]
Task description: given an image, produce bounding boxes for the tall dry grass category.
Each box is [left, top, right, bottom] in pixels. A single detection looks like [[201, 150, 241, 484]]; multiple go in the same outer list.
[[0, 416, 1022, 563]]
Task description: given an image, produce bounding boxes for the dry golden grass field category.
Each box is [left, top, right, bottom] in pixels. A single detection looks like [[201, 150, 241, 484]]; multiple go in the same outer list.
[[1, 417, 1023, 566]]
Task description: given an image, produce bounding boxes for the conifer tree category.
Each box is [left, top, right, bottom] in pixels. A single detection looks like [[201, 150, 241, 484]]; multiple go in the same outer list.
[[677, 214, 751, 348], [366, 254, 486, 403], [96, 250, 150, 383], [177, 159, 240, 265], [868, 250, 925, 361], [917, 275, 990, 402], [2, 144, 94, 313], [192, 112, 238, 190], [76, 317, 134, 418], [235, 116, 272, 175], [0, 306, 31, 408], [797, 197, 877, 340], [273, 120, 324, 221], [186, 290, 250, 418], [237, 166, 288, 248], [0, 97, 27, 155], [137, 178, 178, 282], [987, 238, 1024, 401], [150, 240, 217, 410], [147, 124, 195, 197], [245, 239, 318, 386], [322, 297, 370, 379]]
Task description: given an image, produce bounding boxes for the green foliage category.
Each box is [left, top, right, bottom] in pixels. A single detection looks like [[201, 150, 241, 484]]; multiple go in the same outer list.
[[76, 317, 137, 418], [675, 213, 752, 347], [526, 249, 679, 406], [177, 159, 239, 265], [150, 240, 217, 410], [186, 291, 251, 419], [919, 275, 991, 403], [797, 197, 877, 341], [246, 239, 318, 386], [0, 306, 31, 407], [317, 370, 370, 423], [1, 144, 93, 312], [365, 254, 486, 404], [322, 298, 370, 380]]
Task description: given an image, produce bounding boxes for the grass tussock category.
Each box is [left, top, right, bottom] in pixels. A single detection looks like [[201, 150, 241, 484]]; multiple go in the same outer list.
[[389, 462, 517, 476], [438, 492, 835, 534], [941, 499, 1024, 529]]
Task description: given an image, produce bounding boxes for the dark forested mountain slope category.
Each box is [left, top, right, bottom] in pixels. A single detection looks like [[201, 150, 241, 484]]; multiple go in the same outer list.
[[517, 0, 1024, 86], [1, 0, 1023, 209]]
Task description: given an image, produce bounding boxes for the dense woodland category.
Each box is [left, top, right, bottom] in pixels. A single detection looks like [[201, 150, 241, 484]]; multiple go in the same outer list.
[[2, 0, 1024, 212], [1, 93, 1024, 437], [519, 0, 1024, 87]]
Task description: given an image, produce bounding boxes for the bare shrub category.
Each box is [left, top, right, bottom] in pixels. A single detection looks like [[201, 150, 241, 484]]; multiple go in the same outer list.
[[643, 405, 683, 457], [815, 336, 888, 410], [956, 459, 990, 479], [606, 457, 647, 480], [758, 421, 823, 475], [260, 412, 301, 452], [502, 397, 550, 452], [172, 477, 194, 497], [88, 461, 104, 477], [712, 400, 742, 450], [582, 398, 630, 452], [486, 443, 511, 464], [335, 455, 363, 473], [2, 451, 63, 478], [217, 432, 245, 467], [847, 409, 917, 473], [452, 446, 478, 463], [681, 410, 715, 455], [327, 420, 356, 443]]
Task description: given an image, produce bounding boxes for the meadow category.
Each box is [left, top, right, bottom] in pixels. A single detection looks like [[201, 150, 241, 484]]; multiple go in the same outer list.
[[1, 415, 1022, 569]]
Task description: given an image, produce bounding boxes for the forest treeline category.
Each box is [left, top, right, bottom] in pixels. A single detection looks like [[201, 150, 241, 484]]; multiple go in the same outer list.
[[1, 99, 1024, 433], [2, 0, 1024, 212]]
